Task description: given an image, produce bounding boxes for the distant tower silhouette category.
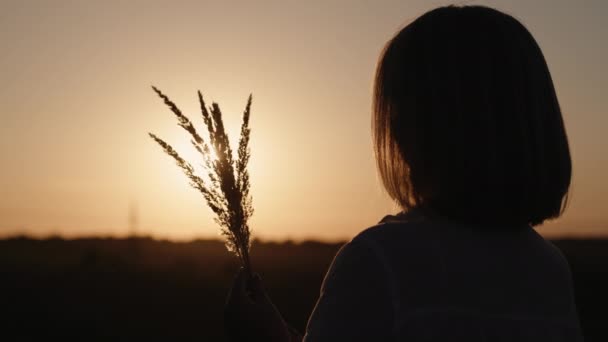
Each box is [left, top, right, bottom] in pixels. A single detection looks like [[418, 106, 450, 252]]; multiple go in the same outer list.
[[128, 201, 139, 237]]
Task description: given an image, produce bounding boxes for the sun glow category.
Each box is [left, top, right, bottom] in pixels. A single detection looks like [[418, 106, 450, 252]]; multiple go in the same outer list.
[[173, 138, 220, 177]]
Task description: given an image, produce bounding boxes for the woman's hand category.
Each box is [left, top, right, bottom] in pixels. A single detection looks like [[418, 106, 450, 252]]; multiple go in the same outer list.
[[224, 268, 300, 342]]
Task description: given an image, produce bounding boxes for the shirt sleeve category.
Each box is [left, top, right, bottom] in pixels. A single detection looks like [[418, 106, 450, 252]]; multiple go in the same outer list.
[[302, 238, 395, 341]]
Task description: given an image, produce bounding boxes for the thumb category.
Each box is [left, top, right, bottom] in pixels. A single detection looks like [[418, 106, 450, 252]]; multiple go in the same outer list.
[[248, 273, 269, 301]]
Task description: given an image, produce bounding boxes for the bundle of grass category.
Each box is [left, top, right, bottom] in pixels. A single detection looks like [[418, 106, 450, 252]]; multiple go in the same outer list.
[[149, 86, 254, 275]]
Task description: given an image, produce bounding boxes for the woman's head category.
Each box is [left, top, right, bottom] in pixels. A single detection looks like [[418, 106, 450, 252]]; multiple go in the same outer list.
[[373, 5, 571, 227]]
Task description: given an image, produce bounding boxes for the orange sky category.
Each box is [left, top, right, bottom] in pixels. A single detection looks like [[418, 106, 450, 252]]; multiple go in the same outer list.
[[1, 0, 607, 241]]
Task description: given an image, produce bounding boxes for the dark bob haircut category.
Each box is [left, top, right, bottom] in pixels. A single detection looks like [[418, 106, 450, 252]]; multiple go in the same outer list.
[[373, 5, 571, 227]]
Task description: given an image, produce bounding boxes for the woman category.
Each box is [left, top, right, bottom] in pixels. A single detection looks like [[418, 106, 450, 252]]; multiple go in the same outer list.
[[225, 5, 583, 341]]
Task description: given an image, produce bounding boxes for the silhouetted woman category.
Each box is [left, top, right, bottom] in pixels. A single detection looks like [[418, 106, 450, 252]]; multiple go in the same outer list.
[[225, 5, 583, 341]]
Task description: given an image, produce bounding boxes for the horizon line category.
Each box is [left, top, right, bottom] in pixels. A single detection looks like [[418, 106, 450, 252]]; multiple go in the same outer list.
[[2, 232, 608, 244]]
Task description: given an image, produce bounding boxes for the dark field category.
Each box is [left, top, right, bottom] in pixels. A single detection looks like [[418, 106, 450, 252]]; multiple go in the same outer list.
[[1, 237, 606, 341]]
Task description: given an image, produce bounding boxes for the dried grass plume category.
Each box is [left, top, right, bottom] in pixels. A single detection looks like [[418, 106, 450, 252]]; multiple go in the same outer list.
[[149, 86, 254, 274]]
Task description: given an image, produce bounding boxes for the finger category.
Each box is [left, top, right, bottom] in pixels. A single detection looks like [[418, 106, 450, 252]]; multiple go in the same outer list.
[[227, 268, 249, 304], [233, 268, 248, 293], [249, 273, 270, 302], [251, 274, 263, 293]]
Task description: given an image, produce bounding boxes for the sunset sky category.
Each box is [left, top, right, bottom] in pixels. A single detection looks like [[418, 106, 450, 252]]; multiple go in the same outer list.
[[1, 0, 607, 241]]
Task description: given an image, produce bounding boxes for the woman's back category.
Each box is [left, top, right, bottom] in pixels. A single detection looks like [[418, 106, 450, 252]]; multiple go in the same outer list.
[[224, 5, 582, 341], [304, 215, 582, 341]]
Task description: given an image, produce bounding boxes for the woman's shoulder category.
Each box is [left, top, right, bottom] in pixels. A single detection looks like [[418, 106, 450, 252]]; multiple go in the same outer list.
[[351, 211, 437, 249], [328, 213, 428, 273], [349, 212, 564, 268]]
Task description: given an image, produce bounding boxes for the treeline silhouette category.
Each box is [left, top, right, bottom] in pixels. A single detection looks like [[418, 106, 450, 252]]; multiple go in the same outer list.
[[1, 236, 606, 341]]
